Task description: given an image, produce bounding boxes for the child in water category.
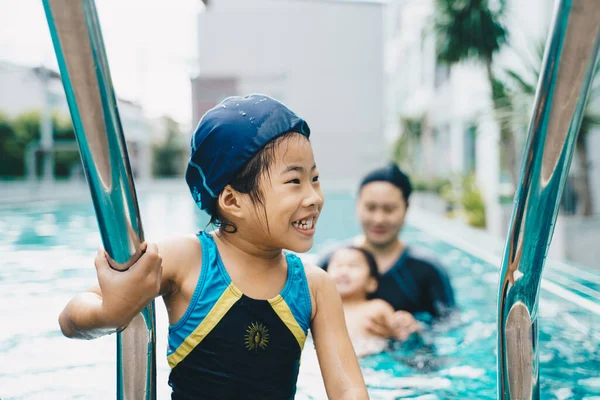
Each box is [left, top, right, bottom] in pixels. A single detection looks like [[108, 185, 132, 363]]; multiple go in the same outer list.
[[58, 94, 368, 399], [324, 247, 421, 357]]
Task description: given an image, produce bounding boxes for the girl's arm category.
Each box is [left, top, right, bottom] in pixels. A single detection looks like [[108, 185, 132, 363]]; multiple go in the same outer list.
[[306, 265, 369, 400], [59, 242, 163, 339], [59, 236, 194, 339]]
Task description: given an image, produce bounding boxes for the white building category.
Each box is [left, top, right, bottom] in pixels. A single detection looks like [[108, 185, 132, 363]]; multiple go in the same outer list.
[[0, 60, 152, 180], [389, 2, 558, 212], [191, 1, 600, 265], [389, 0, 600, 266], [192, 0, 388, 187]]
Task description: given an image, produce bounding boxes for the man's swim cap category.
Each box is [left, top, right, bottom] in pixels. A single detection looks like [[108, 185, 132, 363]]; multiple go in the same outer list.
[[186, 94, 310, 214], [359, 163, 412, 204]]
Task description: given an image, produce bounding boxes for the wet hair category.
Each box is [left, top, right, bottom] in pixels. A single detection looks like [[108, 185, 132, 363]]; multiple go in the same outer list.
[[209, 131, 307, 233], [324, 246, 380, 282], [359, 162, 412, 205]]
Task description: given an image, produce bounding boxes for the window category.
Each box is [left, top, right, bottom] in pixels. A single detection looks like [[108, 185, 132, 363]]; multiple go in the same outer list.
[[434, 62, 450, 89], [464, 124, 477, 173]]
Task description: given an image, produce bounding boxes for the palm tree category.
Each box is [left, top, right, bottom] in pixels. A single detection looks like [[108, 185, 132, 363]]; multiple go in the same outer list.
[[433, 0, 515, 187], [434, 0, 508, 89], [392, 117, 423, 174], [500, 41, 600, 216], [490, 74, 520, 187]]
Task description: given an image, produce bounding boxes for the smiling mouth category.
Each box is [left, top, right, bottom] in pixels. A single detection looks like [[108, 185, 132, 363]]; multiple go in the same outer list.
[[335, 277, 351, 286], [292, 217, 316, 236], [292, 217, 315, 230]]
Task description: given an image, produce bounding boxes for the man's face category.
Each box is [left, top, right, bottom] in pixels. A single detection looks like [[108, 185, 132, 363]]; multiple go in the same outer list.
[[356, 181, 407, 248]]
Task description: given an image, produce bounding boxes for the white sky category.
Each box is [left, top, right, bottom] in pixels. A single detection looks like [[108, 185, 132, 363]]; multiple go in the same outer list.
[[0, 0, 202, 125]]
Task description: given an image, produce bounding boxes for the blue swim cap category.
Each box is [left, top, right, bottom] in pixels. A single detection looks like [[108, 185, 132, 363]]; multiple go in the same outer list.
[[186, 94, 311, 214]]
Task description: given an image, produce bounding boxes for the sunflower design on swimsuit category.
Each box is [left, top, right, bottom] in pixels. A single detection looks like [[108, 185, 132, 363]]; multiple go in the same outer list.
[[245, 322, 270, 352]]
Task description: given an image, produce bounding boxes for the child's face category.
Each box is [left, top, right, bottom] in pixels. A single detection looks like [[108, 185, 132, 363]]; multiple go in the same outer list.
[[327, 248, 376, 299], [242, 134, 324, 253]]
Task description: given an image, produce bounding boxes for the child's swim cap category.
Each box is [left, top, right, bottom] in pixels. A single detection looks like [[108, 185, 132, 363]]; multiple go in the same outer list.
[[186, 94, 311, 214]]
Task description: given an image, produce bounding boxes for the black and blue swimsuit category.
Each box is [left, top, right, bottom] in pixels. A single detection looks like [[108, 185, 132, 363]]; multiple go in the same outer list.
[[167, 231, 312, 399]]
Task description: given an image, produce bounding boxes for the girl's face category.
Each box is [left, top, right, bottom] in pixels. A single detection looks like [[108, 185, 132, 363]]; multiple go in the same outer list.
[[327, 248, 376, 299], [241, 134, 324, 253]]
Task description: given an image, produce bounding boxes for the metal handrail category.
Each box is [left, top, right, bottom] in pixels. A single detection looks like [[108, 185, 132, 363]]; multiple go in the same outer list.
[[42, 1, 156, 399], [497, 1, 600, 399]]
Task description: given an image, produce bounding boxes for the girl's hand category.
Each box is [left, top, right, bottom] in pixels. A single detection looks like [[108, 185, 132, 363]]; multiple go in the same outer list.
[[59, 236, 197, 340], [95, 242, 163, 328], [364, 308, 395, 338], [389, 310, 421, 341], [366, 301, 420, 342]]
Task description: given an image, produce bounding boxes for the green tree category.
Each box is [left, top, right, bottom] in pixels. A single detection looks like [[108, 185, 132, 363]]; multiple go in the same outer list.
[[152, 117, 186, 177], [0, 113, 20, 176], [434, 0, 516, 186], [440, 173, 487, 228], [434, 0, 507, 85], [392, 117, 423, 175], [9, 110, 42, 177], [490, 75, 520, 186], [53, 115, 79, 178], [0, 110, 79, 178]]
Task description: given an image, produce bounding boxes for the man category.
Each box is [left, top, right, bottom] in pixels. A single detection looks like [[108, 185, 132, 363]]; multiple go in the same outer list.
[[318, 163, 455, 329]]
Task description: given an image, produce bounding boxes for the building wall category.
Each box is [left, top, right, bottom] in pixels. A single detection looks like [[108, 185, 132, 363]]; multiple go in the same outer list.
[[194, 0, 387, 186], [191, 77, 238, 126], [0, 62, 67, 116]]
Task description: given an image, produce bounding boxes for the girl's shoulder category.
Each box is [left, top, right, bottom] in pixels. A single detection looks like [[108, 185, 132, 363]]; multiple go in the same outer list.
[[302, 261, 329, 290], [156, 233, 203, 294], [157, 233, 203, 263], [303, 260, 364, 323], [301, 261, 329, 321]]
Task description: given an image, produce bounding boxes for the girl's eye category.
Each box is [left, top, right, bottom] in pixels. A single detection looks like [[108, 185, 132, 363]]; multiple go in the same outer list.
[[312, 175, 319, 182], [287, 179, 301, 184]]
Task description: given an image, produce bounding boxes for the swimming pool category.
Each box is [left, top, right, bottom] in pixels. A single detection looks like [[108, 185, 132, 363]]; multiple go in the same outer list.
[[0, 188, 598, 399]]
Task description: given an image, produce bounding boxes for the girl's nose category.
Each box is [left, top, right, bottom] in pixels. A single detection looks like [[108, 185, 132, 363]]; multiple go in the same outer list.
[[303, 184, 324, 209]]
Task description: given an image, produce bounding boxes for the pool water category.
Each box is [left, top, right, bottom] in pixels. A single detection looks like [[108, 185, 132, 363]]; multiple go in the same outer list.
[[0, 190, 598, 399]]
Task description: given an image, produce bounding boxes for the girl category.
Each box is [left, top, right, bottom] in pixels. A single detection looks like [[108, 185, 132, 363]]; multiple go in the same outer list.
[[324, 247, 421, 357], [58, 94, 368, 399]]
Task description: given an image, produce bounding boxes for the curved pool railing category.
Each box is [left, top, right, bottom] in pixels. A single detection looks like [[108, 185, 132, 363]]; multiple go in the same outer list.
[[42, 1, 156, 399], [497, 1, 600, 399], [39, 0, 600, 399]]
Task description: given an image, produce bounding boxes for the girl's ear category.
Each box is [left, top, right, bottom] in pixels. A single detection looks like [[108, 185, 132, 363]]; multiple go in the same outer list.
[[366, 277, 378, 294], [218, 185, 244, 220]]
